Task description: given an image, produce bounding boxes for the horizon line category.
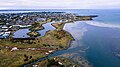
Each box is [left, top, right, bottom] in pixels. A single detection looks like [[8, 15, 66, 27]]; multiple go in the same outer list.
[[0, 8, 120, 10]]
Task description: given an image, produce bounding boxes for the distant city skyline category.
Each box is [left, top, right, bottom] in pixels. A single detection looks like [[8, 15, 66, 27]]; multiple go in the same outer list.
[[0, 0, 120, 9]]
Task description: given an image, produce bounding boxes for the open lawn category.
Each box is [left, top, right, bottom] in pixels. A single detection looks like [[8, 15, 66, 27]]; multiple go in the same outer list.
[[0, 22, 74, 67]]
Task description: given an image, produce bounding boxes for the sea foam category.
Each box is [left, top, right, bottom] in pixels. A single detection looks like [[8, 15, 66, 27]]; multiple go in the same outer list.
[[85, 21, 120, 28]]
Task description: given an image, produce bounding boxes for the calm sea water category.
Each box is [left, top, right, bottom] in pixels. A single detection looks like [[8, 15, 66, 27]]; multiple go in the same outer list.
[[67, 9, 120, 67], [1, 9, 120, 67], [66, 9, 120, 67], [51, 9, 120, 67], [82, 23, 120, 67]]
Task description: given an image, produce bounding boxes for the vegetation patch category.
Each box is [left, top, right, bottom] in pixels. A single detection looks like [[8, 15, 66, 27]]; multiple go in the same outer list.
[[29, 57, 82, 67], [51, 22, 66, 30], [0, 29, 74, 66], [0, 21, 75, 66], [27, 31, 40, 37], [29, 22, 45, 31]]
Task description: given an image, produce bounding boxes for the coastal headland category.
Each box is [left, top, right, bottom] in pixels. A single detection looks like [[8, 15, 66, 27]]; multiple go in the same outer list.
[[0, 12, 97, 67]]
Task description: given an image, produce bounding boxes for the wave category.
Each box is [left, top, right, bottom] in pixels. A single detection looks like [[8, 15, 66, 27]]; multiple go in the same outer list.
[[85, 21, 120, 28]]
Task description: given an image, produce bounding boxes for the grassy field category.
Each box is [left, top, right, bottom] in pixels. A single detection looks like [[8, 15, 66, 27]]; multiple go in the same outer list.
[[0, 21, 75, 66], [27, 31, 40, 37], [0, 22, 4, 25], [29, 22, 45, 31], [30, 57, 82, 67], [0, 44, 46, 67], [29, 18, 51, 31]]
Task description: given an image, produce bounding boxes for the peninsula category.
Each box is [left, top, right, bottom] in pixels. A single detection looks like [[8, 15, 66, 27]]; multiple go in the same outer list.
[[0, 12, 97, 67]]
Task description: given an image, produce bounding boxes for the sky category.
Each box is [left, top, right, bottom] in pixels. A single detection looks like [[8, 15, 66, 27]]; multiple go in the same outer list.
[[0, 0, 120, 9]]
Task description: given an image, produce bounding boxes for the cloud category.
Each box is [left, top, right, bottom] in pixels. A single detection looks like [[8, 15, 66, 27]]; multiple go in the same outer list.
[[0, 0, 120, 9]]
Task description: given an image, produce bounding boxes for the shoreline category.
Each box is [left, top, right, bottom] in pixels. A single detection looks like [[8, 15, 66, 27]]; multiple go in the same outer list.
[[23, 21, 75, 66], [23, 21, 91, 67], [0, 21, 77, 67], [0, 11, 97, 66]]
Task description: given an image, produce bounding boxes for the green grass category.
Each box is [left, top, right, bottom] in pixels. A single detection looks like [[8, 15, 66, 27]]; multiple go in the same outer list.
[[0, 29, 74, 66], [29, 22, 45, 31], [27, 31, 41, 37], [0, 47, 46, 67], [0, 21, 74, 66], [0, 22, 4, 24], [31, 57, 82, 67]]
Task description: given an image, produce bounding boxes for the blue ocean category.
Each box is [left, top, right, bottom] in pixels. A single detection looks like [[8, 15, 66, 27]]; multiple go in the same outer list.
[[47, 9, 120, 67], [1, 9, 120, 67], [64, 9, 120, 67]]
